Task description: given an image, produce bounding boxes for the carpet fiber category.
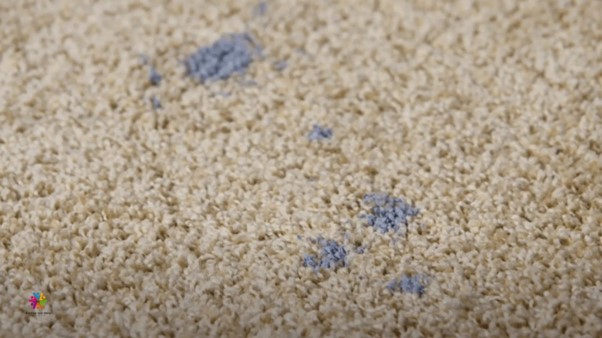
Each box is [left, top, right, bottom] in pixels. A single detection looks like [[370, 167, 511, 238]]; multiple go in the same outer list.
[[1, 0, 601, 336]]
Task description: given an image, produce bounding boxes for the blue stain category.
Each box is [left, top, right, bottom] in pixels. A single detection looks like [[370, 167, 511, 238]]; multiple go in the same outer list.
[[302, 238, 347, 271], [387, 274, 426, 297], [184, 33, 259, 83], [361, 193, 419, 233], [149, 67, 162, 86], [308, 124, 333, 141], [303, 254, 318, 269], [400, 275, 425, 295], [150, 96, 162, 110], [319, 238, 347, 269], [386, 279, 398, 292]]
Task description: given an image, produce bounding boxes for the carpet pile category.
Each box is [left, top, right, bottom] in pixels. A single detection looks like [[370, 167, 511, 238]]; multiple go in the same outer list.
[[0, 0, 601, 336]]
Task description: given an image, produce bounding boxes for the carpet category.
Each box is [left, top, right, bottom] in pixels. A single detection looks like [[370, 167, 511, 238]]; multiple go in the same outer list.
[[1, 0, 601, 336]]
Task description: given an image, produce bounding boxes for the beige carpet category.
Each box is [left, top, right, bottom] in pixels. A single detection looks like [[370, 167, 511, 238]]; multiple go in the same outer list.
[[1, 0, 601, 336]]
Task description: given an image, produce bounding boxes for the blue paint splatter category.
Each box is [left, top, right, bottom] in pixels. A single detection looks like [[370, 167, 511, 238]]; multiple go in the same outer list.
[[149, 67, 162, 86], [150, 96, 162, 110], [387, 274, 426, 296], [319, 239, 348, 269], [361, 193, 419, 233], [184, 33, 259, 83], [386, 279, 399, 292], [302, 238, 347, 271], [303, 254, 318, 269], [308, 124, 333, 141]]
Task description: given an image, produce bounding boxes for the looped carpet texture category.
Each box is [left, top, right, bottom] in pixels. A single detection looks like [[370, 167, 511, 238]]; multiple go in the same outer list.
[[0, 0, 601, 337]]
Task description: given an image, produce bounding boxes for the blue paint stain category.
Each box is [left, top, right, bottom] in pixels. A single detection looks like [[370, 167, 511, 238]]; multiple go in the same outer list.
[[308, 124, 333, 141], [302, 238, 347, 271], [387, 274, 426, 297], [386, 279, 399, 292], [303, 254, 318, 268], [361, 193, 419, 233], [149, 67, 162, 86], [184, 33, 260, 83], [150, 96, 162, 110], [319, 239, 348, 269]]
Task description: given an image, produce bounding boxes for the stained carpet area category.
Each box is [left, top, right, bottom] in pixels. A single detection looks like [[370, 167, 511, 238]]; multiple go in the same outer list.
[[0, 0, 601, 337]]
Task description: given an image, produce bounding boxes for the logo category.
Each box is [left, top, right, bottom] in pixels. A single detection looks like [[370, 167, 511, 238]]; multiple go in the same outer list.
[[28, 292, 47, 310]]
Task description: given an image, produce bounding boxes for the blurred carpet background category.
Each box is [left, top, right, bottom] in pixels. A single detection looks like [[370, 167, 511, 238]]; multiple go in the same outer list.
[[0, 0, 600, 336]]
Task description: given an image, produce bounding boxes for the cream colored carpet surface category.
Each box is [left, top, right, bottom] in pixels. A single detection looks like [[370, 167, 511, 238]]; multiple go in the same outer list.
[[1, 0, 601, 337]]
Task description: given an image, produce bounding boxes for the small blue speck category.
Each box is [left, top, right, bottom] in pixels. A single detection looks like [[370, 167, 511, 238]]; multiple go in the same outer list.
[[149, 67, 162, 86], [308, 124, 333, 141], [150, 96, 162, 110]]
